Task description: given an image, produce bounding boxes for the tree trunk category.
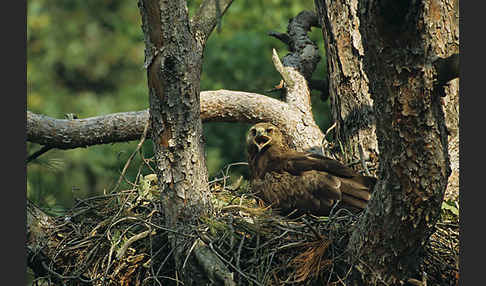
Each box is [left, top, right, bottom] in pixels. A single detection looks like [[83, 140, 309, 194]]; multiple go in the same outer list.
[[138, 1, 234, 284], [26, 2, 459, 283], [341, 0, 458, 284], [139, 0, 209, 220], [314, 0, 379, 169]]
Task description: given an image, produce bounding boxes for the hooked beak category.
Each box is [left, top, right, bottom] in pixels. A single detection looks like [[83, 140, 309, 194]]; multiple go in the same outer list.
[[253, 131, 272, 152]]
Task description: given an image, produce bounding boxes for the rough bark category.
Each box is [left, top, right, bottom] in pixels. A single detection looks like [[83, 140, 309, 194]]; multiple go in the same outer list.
[[269, 11, 322, 88], [140, 0, 209, 223], [314, 0, 379, 169], [137, 1, 234, 285], [342, 0, 458, 284], [266, 11, 327, 152], [444, 78, 459, 202]]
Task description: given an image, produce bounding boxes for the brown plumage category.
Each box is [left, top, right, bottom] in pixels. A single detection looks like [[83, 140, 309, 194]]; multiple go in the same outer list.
[[246, 122, 376, 216]]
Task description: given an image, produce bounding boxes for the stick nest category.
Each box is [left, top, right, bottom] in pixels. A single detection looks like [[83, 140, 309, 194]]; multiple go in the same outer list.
[[31, 170, 459, 286]]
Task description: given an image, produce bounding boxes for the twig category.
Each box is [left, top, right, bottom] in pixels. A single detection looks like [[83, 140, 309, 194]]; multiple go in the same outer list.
[[41, 261, 93, 285], [301, 218, 323, 240], [116, 229, 152, 259], [182, 239, 199, 269], [27, 145, 53, 164], [324, 122, 337, 139], [235, 235, 245, 273], [110, 119, 150, 193], [268, 31, 291, 45], [148, 235, 164, 286], [208, 176, 230, 185], [156, 247, 175, 278], [262, 251, 275, 284], [275, 241, 308, 251], [208, 243, 263, 286], [218, 162, 249, 190]]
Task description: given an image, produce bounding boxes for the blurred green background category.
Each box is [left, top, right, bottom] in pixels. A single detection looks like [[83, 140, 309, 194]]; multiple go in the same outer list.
[[27, 0, 331, 213]]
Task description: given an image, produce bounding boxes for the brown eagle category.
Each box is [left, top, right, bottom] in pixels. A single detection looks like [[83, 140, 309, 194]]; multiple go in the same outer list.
[[246, 122, 377, 216]]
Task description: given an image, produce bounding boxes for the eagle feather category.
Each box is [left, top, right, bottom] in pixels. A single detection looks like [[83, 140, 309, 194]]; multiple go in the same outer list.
[[246, 122, 376, 216]]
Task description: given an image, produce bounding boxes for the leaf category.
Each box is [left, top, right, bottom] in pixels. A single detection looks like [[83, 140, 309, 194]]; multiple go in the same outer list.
[[441, 201, 459, 216]]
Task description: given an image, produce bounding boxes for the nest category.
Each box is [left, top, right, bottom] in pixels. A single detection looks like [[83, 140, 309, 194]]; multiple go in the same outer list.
[[31, 170, 459, 286]]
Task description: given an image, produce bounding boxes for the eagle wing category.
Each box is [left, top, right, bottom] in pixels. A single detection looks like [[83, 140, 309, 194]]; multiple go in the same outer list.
[[251, 170, 342, 216], [246, 122, 377, 216], [278, 151, 356, 178], [256, 151, 376, 216]]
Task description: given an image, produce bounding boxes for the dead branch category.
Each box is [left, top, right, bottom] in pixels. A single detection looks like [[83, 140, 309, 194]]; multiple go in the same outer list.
[[26, 90, 283, 150], [27, 110, 149, 150], [27, 145, 53, 163], [27, 88, 323, 152], [269, 11, 329, 100]]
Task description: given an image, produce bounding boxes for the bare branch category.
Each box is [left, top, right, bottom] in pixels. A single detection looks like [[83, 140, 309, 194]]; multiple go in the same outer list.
[[272, 49, 295, 89], [273, 10, 321, 82], [193, 239, 237, 286], [27, 145, 53, 163], [201, 90, 292, 125], [192, 0, 234, 44], [27, 110, 149, 149], [269, 16, 329, 99], [27, 11, 325, 154], [268, 11, 322, 111], [268, 31, 290, 46], [27, 90, 293, 150]]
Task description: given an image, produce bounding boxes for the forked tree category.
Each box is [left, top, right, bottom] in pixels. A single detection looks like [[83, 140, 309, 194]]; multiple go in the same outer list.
[[27, 0, 459, 285]]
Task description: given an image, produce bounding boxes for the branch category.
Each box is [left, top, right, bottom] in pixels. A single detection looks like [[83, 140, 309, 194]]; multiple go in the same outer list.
[[268, 11, 324, 109], [267, 31, 290, 46], [193, 240, 237, 286], [200, 90, 293, 125], [269, 10, 322, 83], [27, 90, 292, 150], [27, 110, 149, 149], [192, 0, 234, 44], [27, 12, 326, 153], [27, 145, 53, 163], [272, 49, 295, 89]]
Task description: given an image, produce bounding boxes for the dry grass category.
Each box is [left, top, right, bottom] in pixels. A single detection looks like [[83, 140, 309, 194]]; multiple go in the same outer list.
[[30, 164, 459, 286]]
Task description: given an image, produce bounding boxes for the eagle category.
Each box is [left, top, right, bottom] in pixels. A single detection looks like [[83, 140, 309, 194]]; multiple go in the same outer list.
[[246, 122, 377, 217]]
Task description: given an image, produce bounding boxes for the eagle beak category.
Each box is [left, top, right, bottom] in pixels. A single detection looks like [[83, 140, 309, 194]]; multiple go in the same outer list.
[[254, 132, 272, 152]]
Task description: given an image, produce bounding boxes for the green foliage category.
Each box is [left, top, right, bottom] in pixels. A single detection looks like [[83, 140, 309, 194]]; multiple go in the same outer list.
[[27, 0, 330, 211]]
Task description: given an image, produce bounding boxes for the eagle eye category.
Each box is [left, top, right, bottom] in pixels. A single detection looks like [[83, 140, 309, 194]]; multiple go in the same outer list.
[[266, 128, 273, 134]]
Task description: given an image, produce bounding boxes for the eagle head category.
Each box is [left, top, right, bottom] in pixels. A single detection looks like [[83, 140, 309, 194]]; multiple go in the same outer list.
[[246, 122, 283, 153]]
